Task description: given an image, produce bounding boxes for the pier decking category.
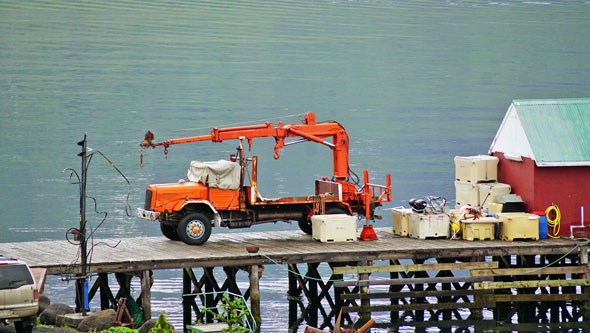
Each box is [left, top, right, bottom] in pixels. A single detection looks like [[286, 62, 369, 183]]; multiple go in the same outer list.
[[1, 228, 588, 331], [0, 228, 580, 274]]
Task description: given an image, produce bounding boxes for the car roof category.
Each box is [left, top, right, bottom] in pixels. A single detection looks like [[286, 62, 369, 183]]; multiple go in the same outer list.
[[0, 255, 27, 265]]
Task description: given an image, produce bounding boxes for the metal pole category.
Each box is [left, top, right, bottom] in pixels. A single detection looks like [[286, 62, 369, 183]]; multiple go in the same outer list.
[[77, 133, 88, 315]]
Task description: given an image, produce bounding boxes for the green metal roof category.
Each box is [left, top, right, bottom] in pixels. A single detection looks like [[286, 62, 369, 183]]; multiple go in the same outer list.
[[512, 98, 590, 166]]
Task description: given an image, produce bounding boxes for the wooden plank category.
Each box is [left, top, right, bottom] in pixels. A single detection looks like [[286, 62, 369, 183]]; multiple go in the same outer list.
[[334, 276, 492, 288], [471, 265, 587, 276], [474, 278, 590, 290], [342, 299, 494, 313], [481, 293, 590, 302], [333, 261, 498, 275], [341, 288, 493, 300]]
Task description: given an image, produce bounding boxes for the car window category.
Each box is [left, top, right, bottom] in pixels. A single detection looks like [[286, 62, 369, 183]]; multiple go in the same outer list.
[[0, 264, 34, 289]]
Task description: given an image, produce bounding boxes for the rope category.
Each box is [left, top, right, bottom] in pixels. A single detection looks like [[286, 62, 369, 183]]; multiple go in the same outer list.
[[249, 252, 349, 283], [546, 204, 561, 238]]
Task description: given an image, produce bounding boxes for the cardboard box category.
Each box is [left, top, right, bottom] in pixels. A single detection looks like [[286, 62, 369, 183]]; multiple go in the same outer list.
[[454, 155, 499, 183], [408, 213, 450, 239], [312, 214, 357, 243]]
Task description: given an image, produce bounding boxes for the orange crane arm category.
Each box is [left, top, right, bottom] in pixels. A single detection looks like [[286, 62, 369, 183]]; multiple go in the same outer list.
[[140, 112, 351, 179]]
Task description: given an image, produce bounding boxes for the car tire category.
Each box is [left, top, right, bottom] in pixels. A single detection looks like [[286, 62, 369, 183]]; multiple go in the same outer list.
[[14, 317, 35, 333], [177, 212, 212, 245]]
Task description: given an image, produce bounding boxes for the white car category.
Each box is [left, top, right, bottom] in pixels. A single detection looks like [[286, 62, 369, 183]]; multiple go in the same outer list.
[[0, 257, 39, 333]]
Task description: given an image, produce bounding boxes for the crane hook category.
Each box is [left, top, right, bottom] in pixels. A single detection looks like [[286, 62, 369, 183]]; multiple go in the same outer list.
[[140, 150, 144, 168]]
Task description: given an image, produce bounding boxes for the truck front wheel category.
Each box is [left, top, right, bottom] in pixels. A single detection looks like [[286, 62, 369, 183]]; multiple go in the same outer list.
[[177, 212, 212, 245], [160, 222, 180, 241]]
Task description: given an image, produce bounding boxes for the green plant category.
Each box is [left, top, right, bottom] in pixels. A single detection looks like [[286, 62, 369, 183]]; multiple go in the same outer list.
[[149, 312, 174, 333], [103, 326, 138, 333], [203, 294, 250, 333]]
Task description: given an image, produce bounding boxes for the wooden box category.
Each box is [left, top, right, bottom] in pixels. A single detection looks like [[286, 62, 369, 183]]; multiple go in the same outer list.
[[312, 214, 357, 243], [461, 217, 499, 241], [392, 208, 412, 236], [497, 213, 539, 241], [408, 213, 449, 239], [454, 155, 498, 183]]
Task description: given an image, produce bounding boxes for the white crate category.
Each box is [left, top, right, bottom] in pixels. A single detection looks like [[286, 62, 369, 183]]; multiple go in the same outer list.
[[408, 213, 450, 239], [311, 214, 357, 243], [454, 155, 499, 183], [477, 182, 511, 210], [392, 208, 412, 236], [455, 181, 480, 208]]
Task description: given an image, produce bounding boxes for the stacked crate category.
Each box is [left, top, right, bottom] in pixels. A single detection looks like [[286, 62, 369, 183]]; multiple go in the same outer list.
[[454, 155, 511, 210]]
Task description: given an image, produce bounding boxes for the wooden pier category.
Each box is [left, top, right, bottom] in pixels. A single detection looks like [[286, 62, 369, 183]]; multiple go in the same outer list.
[[1, 228, 589, 331]]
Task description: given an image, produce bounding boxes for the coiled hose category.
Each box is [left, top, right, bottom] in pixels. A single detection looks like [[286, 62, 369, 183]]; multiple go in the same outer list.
[[545, 204, 561, 238]]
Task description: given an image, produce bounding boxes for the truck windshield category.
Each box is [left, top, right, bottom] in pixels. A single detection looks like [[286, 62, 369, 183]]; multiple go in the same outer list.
[[0, 264, 34, 289]]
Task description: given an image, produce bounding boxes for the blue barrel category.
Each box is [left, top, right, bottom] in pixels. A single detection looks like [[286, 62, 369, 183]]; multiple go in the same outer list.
[[535, 211, 548, 239]]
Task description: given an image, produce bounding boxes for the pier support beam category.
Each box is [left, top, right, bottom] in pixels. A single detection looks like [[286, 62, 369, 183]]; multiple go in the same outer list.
[[249, 265, 261, 332], [140, 270, 152, 322]]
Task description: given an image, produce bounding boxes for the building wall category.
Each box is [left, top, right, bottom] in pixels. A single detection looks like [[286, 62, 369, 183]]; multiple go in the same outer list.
[[494, 152, 535, 210], [533, 164, 590, 233], [494, 152, 590, 236]]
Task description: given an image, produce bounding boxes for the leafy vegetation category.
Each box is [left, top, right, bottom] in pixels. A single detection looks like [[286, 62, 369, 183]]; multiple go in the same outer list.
[[149, 312, 174, 333], [203, 294, 251, 333]]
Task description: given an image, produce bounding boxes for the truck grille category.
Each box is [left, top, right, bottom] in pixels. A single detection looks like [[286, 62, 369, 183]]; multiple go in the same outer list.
[[144, 189, 153, 210]]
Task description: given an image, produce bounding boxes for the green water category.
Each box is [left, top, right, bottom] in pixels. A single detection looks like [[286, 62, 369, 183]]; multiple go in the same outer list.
[[1, 0, 589, 331]]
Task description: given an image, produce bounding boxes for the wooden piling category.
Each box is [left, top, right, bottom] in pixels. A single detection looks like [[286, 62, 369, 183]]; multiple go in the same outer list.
[[140, 270, 152, 322], [249, 265, 261, 331]]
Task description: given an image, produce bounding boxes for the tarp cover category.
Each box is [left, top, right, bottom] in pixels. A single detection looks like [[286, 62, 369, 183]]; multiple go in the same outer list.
[[187, 160, 241, 190]]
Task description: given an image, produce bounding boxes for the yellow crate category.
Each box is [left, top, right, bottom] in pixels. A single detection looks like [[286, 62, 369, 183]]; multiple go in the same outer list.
[[461, 218, 498, 241], [454, 155, 499, 183], [392, 208, 412, 236], [497, 213, 539, 241]]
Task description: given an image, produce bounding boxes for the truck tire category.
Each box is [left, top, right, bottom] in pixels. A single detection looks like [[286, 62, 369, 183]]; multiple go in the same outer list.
[[298, 207, 349, 235], [160, 222, 180, 241], [177, 212, 212, 245]]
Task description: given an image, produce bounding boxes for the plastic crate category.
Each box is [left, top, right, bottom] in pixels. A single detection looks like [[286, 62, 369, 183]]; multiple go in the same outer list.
[[311, 214, 357, 243], [461, 218, 499, 241], [408, 213, 450, 239], [497, 213, 539, 241], [454, 155, 498, 183], [392, 208, 412, 236], [478, 183, 511, 210], [455, 181, 480, 207]]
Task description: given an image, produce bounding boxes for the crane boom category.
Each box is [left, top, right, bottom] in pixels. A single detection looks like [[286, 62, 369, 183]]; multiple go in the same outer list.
[[140, 112, 350, 179]]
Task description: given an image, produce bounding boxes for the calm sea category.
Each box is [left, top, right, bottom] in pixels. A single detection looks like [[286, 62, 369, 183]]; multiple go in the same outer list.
[[1, 0, 589, 331]]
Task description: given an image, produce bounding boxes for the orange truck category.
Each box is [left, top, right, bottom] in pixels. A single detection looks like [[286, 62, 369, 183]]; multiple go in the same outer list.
[[137, 112, 391, 245]]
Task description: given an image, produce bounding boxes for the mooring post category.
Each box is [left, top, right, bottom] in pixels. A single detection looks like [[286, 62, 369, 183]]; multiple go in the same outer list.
[[140, 270, 152, 322], [249, 265, 261, 331]]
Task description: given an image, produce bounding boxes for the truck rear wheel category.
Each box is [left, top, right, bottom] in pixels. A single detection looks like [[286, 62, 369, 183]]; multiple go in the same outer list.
[[160, 222, 180, 241], [298, 207, 349, 235], [177, 212, 212, 245]]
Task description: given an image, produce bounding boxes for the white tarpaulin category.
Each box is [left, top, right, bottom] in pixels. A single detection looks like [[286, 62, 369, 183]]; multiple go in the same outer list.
[[187, 160, 241, 190]]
